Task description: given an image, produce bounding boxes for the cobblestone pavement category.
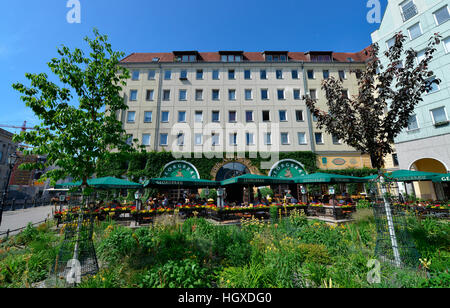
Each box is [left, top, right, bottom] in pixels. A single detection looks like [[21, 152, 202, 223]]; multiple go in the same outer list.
[[0, 205, 55, 237]]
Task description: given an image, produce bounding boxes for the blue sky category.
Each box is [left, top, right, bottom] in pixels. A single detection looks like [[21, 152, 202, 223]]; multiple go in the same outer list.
[[1, 0, 387, 134]]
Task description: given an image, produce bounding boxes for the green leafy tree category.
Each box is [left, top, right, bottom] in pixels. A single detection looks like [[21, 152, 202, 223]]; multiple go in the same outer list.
[[305, 33, 441, 171], [12, 29, 133, 189]]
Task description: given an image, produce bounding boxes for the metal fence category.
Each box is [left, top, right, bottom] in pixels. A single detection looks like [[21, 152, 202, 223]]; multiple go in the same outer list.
[[0, 218, 50, 239], [2, 198, 52, 211]]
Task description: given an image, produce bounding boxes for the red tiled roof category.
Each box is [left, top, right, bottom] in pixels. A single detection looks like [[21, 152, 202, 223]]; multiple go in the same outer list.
[[120, 48, 371, 64]]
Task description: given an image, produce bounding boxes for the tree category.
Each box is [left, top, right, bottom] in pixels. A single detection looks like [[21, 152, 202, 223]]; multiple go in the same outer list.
[[305, 32, 441, 171], [12, 29, 133, 189]]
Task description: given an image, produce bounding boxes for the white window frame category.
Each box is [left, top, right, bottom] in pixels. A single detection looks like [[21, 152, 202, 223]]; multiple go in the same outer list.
[[433, 5, 449, 26], [195, 111, 203, 123], [131, 70, 140, 81], [443, 36, 450, 54], [279, 110, 288, 122], [211, 133, 220, 146], [406, 114, 420, 131], [408, 22, 422, 40], [298, 132, 307, 145], [315, 132, 324, 144], [212, 89, 220, 101], [262, 110, 271, 122], [164, 70, 172, 80], [161, 111, 170, 123], [194, 134, 203, 146], [177, 133, 185, 146], [142, 134, 151, 146], [244, 70, 252, 80], [277, 89, 285, 100], [144, 111, 153, 123], [229, 133, 238, 146], [430, 107, 449, 125], [178, 111, 187, 123], [228, 89, 236, 101], [264, 132, 272, 145], [179, 89, 187, 101], [148, 70, 156, 80], [127, 111, 136, 123], [212, 70, 220, 80], [245, 110, 254, 123], [307, 70, 315, 80], [281, 133, 290, 145], [228, 111, 237, 123], [400, 0, 418, 22], [212, 111, 220, 123], [246, 133, 255, 146], [245, 89, 253, 100], [129, 90, 138, 101], [160, 134, 168, 146], [261, 89, 269, 100]]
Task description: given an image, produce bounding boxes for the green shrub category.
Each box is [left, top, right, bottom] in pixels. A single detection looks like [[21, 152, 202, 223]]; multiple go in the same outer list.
[[138, 259, 213, 288], [97, 227, 137, 263]]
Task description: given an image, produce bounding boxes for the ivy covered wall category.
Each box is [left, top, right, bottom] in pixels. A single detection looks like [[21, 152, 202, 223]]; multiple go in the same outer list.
[[96, 151, 378, 181]]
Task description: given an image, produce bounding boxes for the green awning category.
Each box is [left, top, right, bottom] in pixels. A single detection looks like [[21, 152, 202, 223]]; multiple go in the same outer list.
[[221, 174, 293, 186], [363, 170, 444, 182], [431, 174, 450, 183], [144, 177, 219, 188], [292, 173, 367, 184], [55, 177, 143, 189]]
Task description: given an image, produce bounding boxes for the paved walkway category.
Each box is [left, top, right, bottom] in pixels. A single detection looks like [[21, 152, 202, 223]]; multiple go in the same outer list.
[[0, 205, 55, 237]]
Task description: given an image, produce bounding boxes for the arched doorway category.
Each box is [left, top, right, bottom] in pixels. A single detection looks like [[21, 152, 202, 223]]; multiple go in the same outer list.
[[215, 162, 251, 203], [410, 158, 448, 200]]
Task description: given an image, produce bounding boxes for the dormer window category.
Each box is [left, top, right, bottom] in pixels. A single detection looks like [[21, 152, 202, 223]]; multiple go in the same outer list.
[[220, 51, 244, 62], [264, 51, 288, 62], [307, 51, 333, 62], [173, 51, 199, 62]]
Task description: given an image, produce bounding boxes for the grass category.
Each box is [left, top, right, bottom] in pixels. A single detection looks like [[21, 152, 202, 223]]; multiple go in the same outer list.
[[0, 210, 449, 288]]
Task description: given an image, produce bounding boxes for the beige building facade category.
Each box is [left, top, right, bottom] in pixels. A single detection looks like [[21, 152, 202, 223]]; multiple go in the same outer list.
[[119, 50, 372, 171]]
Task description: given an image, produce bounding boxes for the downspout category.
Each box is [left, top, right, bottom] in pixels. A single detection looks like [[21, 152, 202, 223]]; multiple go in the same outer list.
[[154, 63, 163, 152], [301, 63, 316, 153]]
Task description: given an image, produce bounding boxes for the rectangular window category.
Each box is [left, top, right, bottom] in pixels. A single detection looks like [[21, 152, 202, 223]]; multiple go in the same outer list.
[[195, 134, 203, 146], [307, 70, 315, 79], [323, 70, 330, 79], [434, 5, 449, 25], [163, 90, 171, 101], [211, 133, 220, 146], [264, 133, 272, 145], [230, 133, 238, 146], [298, 132, 306, 145], [277, 89, 285, 100], [180, 70, 188, 80], [228, 89, 236, 101], [393, 154, 399, 167], [179, 89, 187, 101], [342, 90, 349, 98], [431, 107, 448, 125], [178, 111, 186, 122], [195, 111, 203, 123], [338, 70, 346, 80], [291, 70, 299, 79], [148, 70, 156, 80], [310, 89, 317, 99], [293, 89, 301, 100], [212, 89, 220, 101], [177, 133, 185, 146], [262, 110, 270, 122], [281, 133, 289, 145], [228, 111, 237, 123], [315, 133, 324, 144], [130, 90, 138, 101], [260, 70, 267, 80], [261, 89, 269, 100], [246, 133, 254, 146], [407, 114, 419, 130], [127, 111, 136, 123], [408, 23, 422, 40], [212, 111, 220, 122], [295, 110, 304, 122], [245, 89, 252, 100], [279, 110, 287, 122], [212, 70, 220, 80], [386, 37, 396, 49], [144, 111, 153, 123], [244, 70, 251, 80], [276, 70, 283, 79], [142, 134, 151, 146], [161, 111, 169, 123], [196, 69, 203, 80], [132, 70, 140, 81], [416, 49, 426, 63], [400, 1, 418, 22], [195, 89, 203, 101], [426, 77, 440, 93], [332, 135, 342, 144], [164, 70, 172, 80], [245, 111, 254, 122], [126, 134, 133, 145], [228, 70, 235, 80], [444, 37, 450, 53], [160, 134, 168, 146], [146, 90, 154, 101]]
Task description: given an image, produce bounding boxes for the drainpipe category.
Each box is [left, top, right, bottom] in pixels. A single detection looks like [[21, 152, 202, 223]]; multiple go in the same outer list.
[[301, 64, 316, 153], [154, 63, 163, 152]]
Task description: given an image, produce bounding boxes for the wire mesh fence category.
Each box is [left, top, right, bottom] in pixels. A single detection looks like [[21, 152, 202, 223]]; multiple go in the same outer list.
[[47, 210, 98, 287], [368, 177, 420, 269]]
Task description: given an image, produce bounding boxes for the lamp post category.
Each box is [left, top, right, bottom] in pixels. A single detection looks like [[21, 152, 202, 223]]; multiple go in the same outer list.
[[0, 152, 19, 227], [135, 190, 142, 211]]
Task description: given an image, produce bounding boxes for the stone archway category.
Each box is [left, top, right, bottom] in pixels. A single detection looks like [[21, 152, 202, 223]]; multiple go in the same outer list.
[[410, 158, 448, 200], [210, 158, 261, 181]]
